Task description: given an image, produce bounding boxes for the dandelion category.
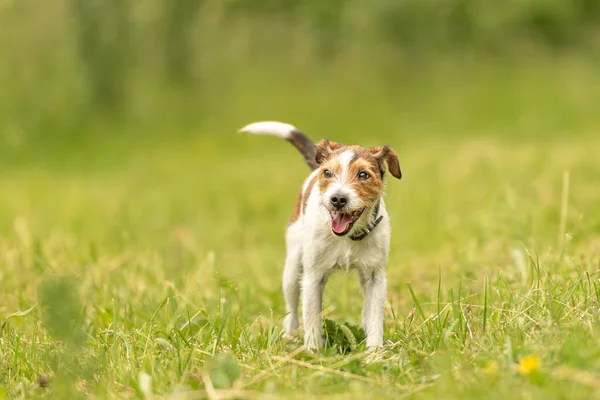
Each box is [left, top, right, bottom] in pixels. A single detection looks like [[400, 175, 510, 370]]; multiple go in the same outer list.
[[516, 355, 540, 376]]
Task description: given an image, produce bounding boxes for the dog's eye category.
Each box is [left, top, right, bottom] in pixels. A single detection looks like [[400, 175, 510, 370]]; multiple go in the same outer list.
[[358, 171, 370, 180], [323, 169, 333, 178]]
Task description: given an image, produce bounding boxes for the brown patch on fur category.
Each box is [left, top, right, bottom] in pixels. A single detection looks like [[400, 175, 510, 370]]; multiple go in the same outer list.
[[318, 157, 342, 193], [289, 139, 401, 224], [315, 144, 401, 205], [289, 172, 321, 225], [289, 189, 303, 225], [370, 145, 402, 179], [302, 174, 318, 214], [347, 153, 385, 205], [315, 139, 345, 165], [287, 130, 318, 170]]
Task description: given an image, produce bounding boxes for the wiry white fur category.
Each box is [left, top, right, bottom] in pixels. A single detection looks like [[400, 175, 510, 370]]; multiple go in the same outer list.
[[321, 150, 363, 214], [238, 121, 297, 138], [338, 150, 354, 183], [283, 152, 391, 351]]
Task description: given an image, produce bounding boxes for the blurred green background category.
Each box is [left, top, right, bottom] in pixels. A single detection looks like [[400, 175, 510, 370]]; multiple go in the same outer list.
[[2, 1, 600, 398], [1, 0, 599, 156]]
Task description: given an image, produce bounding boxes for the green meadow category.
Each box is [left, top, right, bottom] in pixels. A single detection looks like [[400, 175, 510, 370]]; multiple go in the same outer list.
[[1, 1, 600, 398]]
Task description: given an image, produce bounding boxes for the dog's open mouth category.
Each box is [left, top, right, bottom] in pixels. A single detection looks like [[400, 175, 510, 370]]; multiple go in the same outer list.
[[329, 208, 365, 236]]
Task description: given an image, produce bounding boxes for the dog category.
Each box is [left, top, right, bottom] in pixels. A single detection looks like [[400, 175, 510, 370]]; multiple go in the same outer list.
[[239, 121, 402, 351]]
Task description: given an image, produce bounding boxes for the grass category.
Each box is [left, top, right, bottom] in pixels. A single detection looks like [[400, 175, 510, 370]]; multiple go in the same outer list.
[[1, 55, 600, 398]]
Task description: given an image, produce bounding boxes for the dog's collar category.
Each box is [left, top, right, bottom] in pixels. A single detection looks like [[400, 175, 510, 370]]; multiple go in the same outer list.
[[350, 201, 383, 241]]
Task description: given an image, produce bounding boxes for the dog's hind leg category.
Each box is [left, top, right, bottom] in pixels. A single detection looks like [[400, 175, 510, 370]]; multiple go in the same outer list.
[[283, 227, 302, 339]]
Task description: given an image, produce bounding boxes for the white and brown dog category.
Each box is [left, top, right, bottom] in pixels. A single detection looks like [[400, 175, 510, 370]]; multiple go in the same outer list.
[[239, 121, 402, 351]]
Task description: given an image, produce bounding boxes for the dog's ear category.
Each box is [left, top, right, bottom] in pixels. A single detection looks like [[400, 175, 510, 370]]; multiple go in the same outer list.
[[315, 139, 344, 165], [370, 145, 402, 179]]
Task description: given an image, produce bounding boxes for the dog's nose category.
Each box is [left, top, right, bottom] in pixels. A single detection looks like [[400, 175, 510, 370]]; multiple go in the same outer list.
[[330, 194, 348, 209]]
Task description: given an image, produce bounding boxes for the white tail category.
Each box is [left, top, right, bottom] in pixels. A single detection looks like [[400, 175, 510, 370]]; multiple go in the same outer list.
[[238, 120, 318, 170], [238, 121, 298, 139]]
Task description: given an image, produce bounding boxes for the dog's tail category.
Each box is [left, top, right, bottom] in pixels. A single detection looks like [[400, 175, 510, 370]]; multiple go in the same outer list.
[[238, 121, 318, 170]]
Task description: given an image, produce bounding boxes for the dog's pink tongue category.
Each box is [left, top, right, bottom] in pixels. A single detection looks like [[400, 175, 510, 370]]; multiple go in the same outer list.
[[332, 213, 353, 234]]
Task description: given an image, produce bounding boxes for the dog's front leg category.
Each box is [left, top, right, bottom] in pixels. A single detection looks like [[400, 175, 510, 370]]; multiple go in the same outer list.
[[360, 268, 387, 350], [302, 272, 326, 351]]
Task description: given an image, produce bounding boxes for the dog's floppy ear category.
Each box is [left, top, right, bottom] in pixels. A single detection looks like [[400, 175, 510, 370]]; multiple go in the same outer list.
[[370, 145, 402, 179], [315, 139, 345, 165]]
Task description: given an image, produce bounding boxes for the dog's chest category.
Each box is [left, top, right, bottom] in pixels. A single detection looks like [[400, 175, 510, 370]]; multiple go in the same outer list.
[[308, 233, 385, 272], [299, 196, 390, 272]]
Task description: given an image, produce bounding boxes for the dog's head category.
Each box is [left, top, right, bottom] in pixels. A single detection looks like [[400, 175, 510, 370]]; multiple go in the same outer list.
[[315, 139, 402, 237]]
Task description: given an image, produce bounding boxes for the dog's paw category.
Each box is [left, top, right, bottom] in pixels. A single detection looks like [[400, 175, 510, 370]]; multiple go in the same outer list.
[[304, 334, 324, 353], [284, 316, 299, 337], [366, 344, 382, 352]]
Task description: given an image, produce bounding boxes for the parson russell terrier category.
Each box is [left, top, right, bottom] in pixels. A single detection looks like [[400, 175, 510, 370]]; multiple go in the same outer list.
[[239, 121, 402, 351]]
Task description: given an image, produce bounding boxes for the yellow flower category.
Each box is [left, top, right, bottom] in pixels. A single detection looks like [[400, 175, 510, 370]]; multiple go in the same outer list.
[[516, 355, 541, 375]]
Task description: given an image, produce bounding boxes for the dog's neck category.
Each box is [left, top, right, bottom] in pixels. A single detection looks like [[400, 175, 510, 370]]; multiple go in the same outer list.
[[350, 200, 383, 241]]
